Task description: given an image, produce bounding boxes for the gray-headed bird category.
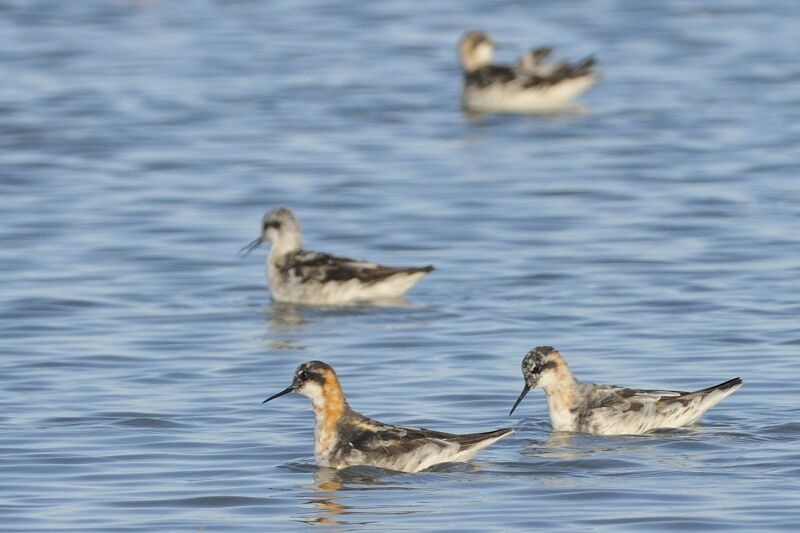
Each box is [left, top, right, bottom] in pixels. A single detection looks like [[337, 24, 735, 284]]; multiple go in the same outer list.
[[458, 31, 598, 114], [510, 346, 742, 435], [240, 208, 433, 304]]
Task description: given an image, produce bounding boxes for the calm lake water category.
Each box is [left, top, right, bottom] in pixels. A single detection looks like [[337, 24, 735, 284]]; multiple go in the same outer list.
[[1, 0, 799, 531]]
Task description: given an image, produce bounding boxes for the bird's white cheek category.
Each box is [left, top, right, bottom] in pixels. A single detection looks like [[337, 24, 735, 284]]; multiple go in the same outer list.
[[297, 382, 325, 406], [264, 227, 279, 242], [476, 42, 494, 64], [537, 372, 557, 389]]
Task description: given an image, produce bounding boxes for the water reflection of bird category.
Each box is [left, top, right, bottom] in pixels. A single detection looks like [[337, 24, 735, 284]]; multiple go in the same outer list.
[[458, 31, 598, 114], [304, 470, 346, 526], [510, 346, 743, 435], [263, 302, 309, 351], [240, 208, 433, 304], [264, 361, 512, 472]]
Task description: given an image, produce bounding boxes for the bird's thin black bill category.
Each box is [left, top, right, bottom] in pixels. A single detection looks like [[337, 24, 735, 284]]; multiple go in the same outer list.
[[238, 237, 262, 257], [509, 385, 530, 416], [263, 385, 294, 404]]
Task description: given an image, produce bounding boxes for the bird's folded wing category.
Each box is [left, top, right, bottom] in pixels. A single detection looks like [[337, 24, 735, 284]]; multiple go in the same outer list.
[[588, 386, 685, 414], [345, 422, 458, 458], [286, 250, 411, 283], [519, 56, 597, 87], [466, 65, 518, 88]]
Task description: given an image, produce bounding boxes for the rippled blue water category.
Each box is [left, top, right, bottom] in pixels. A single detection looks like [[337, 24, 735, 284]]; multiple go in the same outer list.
[[1, 0, 799, 531]]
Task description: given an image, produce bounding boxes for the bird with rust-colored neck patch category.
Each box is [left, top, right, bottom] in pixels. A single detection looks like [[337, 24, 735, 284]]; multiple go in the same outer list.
[[239, 208, 434, 305], [458, 30, 599, 114], [264, 361, 513, 472], [509, 346, 743, 435]]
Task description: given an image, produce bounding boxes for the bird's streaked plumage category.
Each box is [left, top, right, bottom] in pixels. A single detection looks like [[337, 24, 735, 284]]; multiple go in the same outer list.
[[458, 31, 599, 114], [240, 208, 433, 304], [264, 361, 513, 472], [510, 346, 743, 435]]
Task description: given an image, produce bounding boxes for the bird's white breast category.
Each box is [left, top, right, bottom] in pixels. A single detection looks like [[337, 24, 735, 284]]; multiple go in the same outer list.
[[463, 76, 597, 114]]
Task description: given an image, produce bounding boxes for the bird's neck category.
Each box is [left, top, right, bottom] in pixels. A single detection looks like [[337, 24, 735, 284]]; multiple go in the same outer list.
[[461, 57, 485, 73], [459, 44, 492, 73], [268, 235, 302, 263], [541, 367, 578, 431], [310, 383, 349, 460]]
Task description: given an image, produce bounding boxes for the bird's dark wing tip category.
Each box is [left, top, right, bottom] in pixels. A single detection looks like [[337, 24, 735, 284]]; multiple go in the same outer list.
[[452, 427, 514, 448], [717, 377, 743, 390], [696, 377, 743, 394]]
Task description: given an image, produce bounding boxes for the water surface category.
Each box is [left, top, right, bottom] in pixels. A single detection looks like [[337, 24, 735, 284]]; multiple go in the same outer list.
[[1, 0, 799, 531]]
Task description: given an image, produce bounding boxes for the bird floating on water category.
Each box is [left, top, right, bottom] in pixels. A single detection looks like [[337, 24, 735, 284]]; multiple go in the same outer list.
[[458, 31, 599, 114], [239, 208, 434, 304], [264, 361, 513, 472], [509, 346, 742, 435]]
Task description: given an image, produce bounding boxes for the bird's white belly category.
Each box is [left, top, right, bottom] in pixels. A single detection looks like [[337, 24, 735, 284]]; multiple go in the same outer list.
[[463, 76, 597, 113], [549, 409, 578, 432], [585, 398, 710, 435], [268, 267, 425, 305], [334, 441, 462, 473]]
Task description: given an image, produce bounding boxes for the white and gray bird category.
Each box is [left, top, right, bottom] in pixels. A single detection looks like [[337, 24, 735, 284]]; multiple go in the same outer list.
[[264, 361, 513, 472], [458, 31, 598, 114], [239, 208, 434, 305], [509, 346, 743, 435]]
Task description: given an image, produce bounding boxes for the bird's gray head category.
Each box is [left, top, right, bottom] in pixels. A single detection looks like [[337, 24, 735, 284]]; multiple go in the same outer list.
[[514, 47, 551, 72], [262, 360, 343, 407], [239, 207, 302, 258], [509, 346, 563, 415], [458, 30, 495, 72]]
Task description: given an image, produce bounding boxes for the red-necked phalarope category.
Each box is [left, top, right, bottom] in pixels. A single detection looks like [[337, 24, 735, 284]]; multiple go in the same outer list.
[[264, 361, 513, 472], [239, 208, 434, 305], [458, 31, 599, 114], [509, 346, 743, 435]]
